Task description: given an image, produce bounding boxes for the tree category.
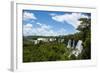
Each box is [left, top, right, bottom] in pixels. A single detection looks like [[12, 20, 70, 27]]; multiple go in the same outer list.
[[77, 18, 91, 31], [77, 17, 91, 59]]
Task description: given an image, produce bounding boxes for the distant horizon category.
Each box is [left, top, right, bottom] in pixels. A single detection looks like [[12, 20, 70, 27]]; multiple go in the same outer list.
[[23, 32, 76, 37], [22, 10, 91, 36], [23, 33, 74, 36]]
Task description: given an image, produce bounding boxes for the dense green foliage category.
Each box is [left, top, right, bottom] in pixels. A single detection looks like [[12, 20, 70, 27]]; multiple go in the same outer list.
[[23, 17, 91, 62], [77, 18, 91, 59], [23, 41, 71, 62]]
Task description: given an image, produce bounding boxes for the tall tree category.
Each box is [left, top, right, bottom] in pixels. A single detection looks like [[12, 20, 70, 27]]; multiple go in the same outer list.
[[77, 17, 91, 59]]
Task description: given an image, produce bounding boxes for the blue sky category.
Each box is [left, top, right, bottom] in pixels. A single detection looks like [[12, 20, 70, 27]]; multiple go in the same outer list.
[[22, 10, 90, 36]]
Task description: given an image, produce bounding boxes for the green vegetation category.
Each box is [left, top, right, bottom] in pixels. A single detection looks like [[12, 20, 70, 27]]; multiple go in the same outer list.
[[23, 17, 91, 62]]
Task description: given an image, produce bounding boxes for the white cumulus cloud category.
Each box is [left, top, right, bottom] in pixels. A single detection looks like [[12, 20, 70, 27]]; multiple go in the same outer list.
[[50, 13, 89, 28], [23, 23, 34, 36], [23, 11, 37, 20], [23, 23, 68, 36]]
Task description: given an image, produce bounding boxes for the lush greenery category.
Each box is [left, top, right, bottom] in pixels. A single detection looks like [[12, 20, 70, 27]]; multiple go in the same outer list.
[[23, 17, 91, 62]]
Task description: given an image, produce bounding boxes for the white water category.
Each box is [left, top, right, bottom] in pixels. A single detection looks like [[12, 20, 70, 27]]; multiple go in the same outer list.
[[72, 40, 75, 49], [67, 40, 83, 57], [67, 40, 71, 48], [75, 40, 83, 53]]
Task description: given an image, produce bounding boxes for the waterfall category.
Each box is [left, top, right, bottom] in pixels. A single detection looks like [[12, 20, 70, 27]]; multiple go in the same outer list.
[[67, 40, 71, 48], [68, 40, 83, 57], [72, 40, 75, 49], [75, 40, 83, 54], [67, 40, 75, 49]]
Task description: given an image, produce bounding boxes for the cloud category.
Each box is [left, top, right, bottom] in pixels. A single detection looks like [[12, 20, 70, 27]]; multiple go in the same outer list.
[[23, 23, 32, 30], [36, 22, 42, 26], [23, 22, 68, 36], [56, 28, 67, 35], [23, 23, 53, 36], [50, 13, 57, 16], [50, 13, 89, 28], [23, 23, 34, 36], [23, 11, 37, 20]]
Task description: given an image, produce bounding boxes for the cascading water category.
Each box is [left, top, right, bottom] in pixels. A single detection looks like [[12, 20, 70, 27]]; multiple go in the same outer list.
[[67, 40, 83, 57], [75, 40, 83, 53], [72, 40, 75, 49], [67, 40, 71, 48]]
